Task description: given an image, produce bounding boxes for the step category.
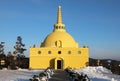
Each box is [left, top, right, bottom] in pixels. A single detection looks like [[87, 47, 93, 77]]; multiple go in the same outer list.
[[49, 70, 70, 81]]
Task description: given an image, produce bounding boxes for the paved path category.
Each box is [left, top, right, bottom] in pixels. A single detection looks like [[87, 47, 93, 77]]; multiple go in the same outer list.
[[49, 70, 70, 81]]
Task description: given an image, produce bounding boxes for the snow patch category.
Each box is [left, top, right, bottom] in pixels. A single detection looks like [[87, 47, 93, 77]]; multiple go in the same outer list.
[[76, 66, 120, 81], [0, 69, 43, 81], [0, 66, 120, 81]]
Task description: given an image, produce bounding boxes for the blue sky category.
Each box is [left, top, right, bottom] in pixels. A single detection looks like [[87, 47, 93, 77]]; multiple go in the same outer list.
[[0, 0, 120, 60]]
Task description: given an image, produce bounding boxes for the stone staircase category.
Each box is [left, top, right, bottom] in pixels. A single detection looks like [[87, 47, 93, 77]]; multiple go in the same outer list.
[[49, 70, 70, 81]]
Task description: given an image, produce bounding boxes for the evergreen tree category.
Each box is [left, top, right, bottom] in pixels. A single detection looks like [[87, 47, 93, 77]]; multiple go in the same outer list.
[[6, 51, 13, 69], [0, 42, 5, 55], [13, 36, 26, 68], [0, 42, 6, 69]]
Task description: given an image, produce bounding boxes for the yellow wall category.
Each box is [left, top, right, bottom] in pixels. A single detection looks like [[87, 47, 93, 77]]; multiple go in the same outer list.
[[29, 6, 89, 70], [29, 47, 89, 69]]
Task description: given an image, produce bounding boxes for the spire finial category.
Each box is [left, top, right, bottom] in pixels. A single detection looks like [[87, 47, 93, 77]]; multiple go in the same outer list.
[[54, 6, 65, 32], [57, 6, 62, 24]]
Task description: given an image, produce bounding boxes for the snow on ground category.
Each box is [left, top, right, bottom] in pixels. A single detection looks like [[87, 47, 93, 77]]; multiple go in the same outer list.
[[76, 66, 120, 81], [0, 66, 120, 81], [0, 68, 44, 81]]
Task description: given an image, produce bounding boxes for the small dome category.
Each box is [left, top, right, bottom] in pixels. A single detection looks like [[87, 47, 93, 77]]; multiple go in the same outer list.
[[41, 31, 78, 48]]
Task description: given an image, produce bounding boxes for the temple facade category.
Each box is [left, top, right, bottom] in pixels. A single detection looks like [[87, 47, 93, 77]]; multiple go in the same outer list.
[[29, 6, 89, 69]]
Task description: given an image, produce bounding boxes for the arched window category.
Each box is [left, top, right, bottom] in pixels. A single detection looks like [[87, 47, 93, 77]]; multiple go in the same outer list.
[[55, 40, 62, 48], [59, 26, 61, 29], [56, 26, 58, 29]]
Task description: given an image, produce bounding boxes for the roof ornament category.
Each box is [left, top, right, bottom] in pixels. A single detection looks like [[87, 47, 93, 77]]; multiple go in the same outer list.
[[57, 6, 62, 24], [54, 6, 65, 32]]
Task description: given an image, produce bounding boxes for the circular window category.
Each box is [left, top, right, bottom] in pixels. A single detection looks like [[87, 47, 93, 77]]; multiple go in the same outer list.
[[78, 51, 81, 54], [68, 51, 71, 54], [38, 51, 41, 54], [48, 51, 51, 54], [58, 51, 61, 54]]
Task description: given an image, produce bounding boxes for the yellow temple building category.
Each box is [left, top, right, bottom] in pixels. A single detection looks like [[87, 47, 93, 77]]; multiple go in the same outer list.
[[29, 6, 89, 70]]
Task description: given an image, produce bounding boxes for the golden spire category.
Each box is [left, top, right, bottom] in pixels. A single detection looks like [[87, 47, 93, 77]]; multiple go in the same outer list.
[[54, 6, 65, 32], [57, 6, 62, 24]]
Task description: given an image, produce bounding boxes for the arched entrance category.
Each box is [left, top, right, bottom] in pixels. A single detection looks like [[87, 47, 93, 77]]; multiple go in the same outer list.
[[55, 57, 63, 69], [57, 60, 62, 69], [50, 57, 64, 69]]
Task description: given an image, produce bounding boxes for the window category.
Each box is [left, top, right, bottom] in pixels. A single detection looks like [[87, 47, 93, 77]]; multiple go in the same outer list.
[[58, 51, 61, 54], [78, 51, 81, 54], [59, 26, 61, 29], [48, 51, 51, 54], [68, 51, 71, 54], [38, 51, 41, 54], [56, 26, 58, 29], [55, 40, 62, 48]]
